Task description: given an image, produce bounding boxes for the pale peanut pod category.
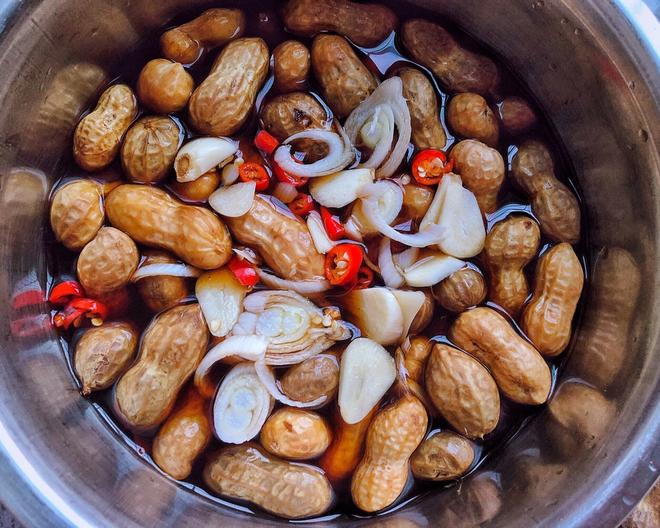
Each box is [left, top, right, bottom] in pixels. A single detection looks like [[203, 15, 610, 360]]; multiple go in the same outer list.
[[433, 267, 487, 313], [351, 395, 428, 512], [135, 250, 190, 313], [74, 322, 138, 396], [160, 8, 246, 64], [105, 184, 232, 270], [450, 139, 505, 214], [411, 430, 475, 481], [153, 385, 211, 480], [449, 307, 552, 405], [204, 443, 334, 519], [521, 243, 584, 356], [401, 182, 434, 222], [136, 59, 194, 113], [170, 168, 221, 202], [546, 381, 615, 455], [425, 343, 500, 439], [73, 84, 137, 171], [76, 227, 138, 297], [280, 353, 339, 404], [401, 19, 499, 95], [114, 304, 208, 432], [120, 116, 182, 183], [483, 216, 541, 316], [282, 0, 398, 47], [260, 407, 332, 460], [319, 405, 378, 485], [402, 335, 432, 385], [225, 195, 325, 280], [189, 38, 269, 136], [447, 93, 499, 147], [311, 34, 378, 119], [499, 96, 537, 135], [510, 140, 580, 243], [49, 179, 104, 250], [396, 67, 446, 150], [273, 40, 311, 93]]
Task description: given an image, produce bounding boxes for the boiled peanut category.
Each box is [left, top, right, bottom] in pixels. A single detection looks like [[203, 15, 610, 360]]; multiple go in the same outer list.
[[76, 227, 138, 296], [273, 40, 310, 93], [411, 431, 475, 481], [311, 34, 378, 119], [282, 0, 397, 47], [483, 215, 540, 316], [572, 247, 641, 389], [320, 405, 377, 484], [136, 59, 194, 113], [433, 267, 487, 313], [160, 8, 246, 64], [204, 443, 334, 519], [409, 290, 435, 334], [437, 473, 502, 526], [260, 407, 332, 460], [511, 140, 580, 243], [499, 96, 537, 135], [189, 38, 269, 136], [225, 195, 325, 280], [449, 307, 551, 405], [74, 322, 138, 395], [425, 344, 499, 439], [49, 179, 104, 250], [521, 243, 584, 356], [401, 19, 499, 95], [450, 139, 505, 214], [73, 84, 137, 171], [114, 304, 208, 431], [396, 67, 446, 150], [153, 386, 211, 480], [546, 382, 614, 455], [170, 168, 221, 202], [280, 353, 339, 404], [401, 182, 434, 222], [398, 336, 432, 408], [447, 93, 499, 147], [135, 250, 191, 312], [120, 116, 181, 183], [106, 184, 231, 269], [351, 395, 427, 512]]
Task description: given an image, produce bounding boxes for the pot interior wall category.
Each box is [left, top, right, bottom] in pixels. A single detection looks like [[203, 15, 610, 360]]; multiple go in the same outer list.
[[0, 1, 657, 527]]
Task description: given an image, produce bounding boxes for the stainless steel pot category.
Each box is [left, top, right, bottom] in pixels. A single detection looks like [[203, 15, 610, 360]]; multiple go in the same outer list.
[[0, 1, 657, 526]]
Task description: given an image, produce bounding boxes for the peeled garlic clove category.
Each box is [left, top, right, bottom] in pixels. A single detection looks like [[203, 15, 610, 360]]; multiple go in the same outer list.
[[403, 252, 465, 287], [309, 168, 375, 208], [196, 268, 247, 337], [338, 338, 396, 424], [390, 289, 426, 339], [212, 362, 274, 443], [208, 181, 256, 217], [175, 137, 238, 182], [307, 210, 335, 254], [341, 287, 404, 346], [350, 180, 404, 237]]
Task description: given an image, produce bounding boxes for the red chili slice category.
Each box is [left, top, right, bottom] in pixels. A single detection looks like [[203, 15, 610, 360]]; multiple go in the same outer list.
[[48, 280, 85, 306], [411, 149, 453, 185], [53, 297, 108, 330], [228, 256, 259, 287], [289, 193, 315, 216], [254, 130, 280, 155], [324, 244, 363, 286], [320, 207, 346, 240], [239, 162, 270, 191], [354, 266, 374, 289], [273, 161, 308, 188]]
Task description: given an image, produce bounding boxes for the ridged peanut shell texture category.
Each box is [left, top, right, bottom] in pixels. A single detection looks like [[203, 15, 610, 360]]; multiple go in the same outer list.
[[50, 179, 104, 250], [522, 243, 584, 356], [106, 184, 231, 269], [280, 353, 339, 404], [189, 38, 269, 136], [136, 250, 190, 312], [434, 267, 487, 313], [260, 407, 332, 460], [273, 40, 310, 93], [136, 59, 194, 113], [447, 93, 499, 147], [73, 84, 137, 171], [411, 431, 475, 481], [204, 443, 334, 519]]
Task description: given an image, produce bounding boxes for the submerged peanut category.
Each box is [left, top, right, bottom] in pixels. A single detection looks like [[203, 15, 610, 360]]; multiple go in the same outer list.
[[135, 250, 191, 312], [136, 59, 194, 113], [433, 267, 487, 313], [260, 407, 332, 460], [273, 40, 311, 93], [280, 353, 339, 404], [411, 431, 475, 481], [50, 179, 104, 251]]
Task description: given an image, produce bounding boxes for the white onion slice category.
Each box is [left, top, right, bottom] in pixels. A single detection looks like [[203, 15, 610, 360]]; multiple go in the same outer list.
[[208, 181, 256, 217], [378, 238, 405, 288], [345, 77, 412, 179], [255, 360, 326, 408], [131, 263, 201, 282], [175, 137, 239, 182], [360, 105, 395, 170], [273, 182, 298, 204], [393, 247, 420, 272], [256, 269, 331, 294], [273, 127, 354, 178], [402, 252, 465, 287], [194, 335, 268, 397], [307, 211, 336, 254]]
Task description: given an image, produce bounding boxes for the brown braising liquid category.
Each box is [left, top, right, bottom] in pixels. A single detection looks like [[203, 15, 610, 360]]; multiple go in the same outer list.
[[47, 0, 590, 521]]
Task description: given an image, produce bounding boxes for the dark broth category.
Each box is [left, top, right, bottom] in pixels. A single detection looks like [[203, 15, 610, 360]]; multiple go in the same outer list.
[[47, 0, 589, 521]]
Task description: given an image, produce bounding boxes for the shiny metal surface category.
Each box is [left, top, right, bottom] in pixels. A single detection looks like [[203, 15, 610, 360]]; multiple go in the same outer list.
[[0, 1, 657, 527]]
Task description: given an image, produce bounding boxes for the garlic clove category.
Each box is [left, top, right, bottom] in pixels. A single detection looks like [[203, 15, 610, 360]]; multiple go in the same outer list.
[[402, 252, 465, 287], [341, 287, 404, 346], [209, 181, 256, 217], [307, 210, 336, 254], [390, 289, 426, 340], [196, 268, 247, 338], [309, 168, 375, 208], [175, 137, 238, 182]]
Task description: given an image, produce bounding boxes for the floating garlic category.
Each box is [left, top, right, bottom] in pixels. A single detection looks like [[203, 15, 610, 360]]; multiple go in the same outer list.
[[175, 137, 238, 182]]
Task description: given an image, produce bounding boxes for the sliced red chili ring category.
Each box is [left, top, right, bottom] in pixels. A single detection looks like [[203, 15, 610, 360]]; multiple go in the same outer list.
[[53, 297, 108, 330], [320, 207, 346, 240], [354, 266, 374, 290], [411, 149, 453, 185], [324, 244, 363, 286], [228, 256, 259, 287], [289, 193, 315, 216], [48, 280, 85, 306], [254, 130, 280, 155], [273, 161, 308, 187], [239, 162, 270, 191]]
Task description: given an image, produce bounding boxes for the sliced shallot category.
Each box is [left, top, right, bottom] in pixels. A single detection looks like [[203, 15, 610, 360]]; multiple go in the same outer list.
[[256, 269, 331, 294], [378, 238, 404, 288], [208, 181, 256, 217], [402, 252, 465, 287], [175, 137, 238, 183], [131, 263, 201, 282], [255, 360, 326, 408]]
